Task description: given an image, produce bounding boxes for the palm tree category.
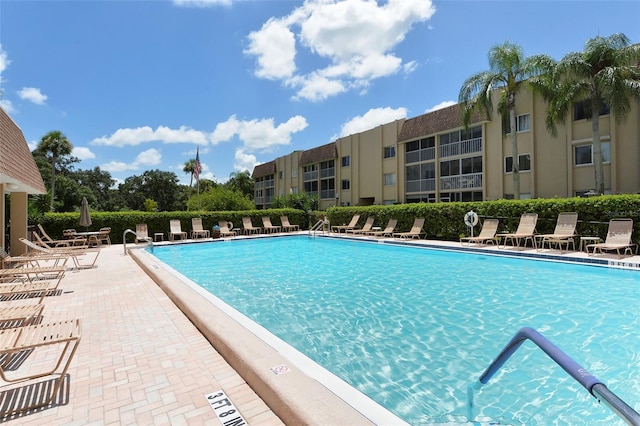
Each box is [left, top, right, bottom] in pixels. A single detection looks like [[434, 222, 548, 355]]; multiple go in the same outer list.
[[532, 33, 640, 196], [183, 159, 196, 198], [459, 41, 554, 199], [38, 130, 73, 211]]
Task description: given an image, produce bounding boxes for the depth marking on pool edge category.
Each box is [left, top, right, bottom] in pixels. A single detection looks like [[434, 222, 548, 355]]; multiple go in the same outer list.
[[206, 390, 247, 426], [270, 364, 290, 375]]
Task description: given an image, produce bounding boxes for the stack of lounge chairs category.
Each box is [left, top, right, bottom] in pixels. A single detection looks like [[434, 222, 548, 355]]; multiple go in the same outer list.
[[0, 236, 84, 415]]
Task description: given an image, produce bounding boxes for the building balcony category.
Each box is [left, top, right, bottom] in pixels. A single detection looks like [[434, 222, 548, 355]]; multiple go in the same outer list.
[[440, 173, 482, 190], [406, 179, 436, 193], [440, 137, 482, 158]]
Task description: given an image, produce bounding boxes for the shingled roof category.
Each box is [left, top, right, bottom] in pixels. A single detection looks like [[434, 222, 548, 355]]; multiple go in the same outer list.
[[0, 107, 46, 194], [397, 103, 486, 143], [252, 160, 277, 179], [299, 142, 337, 165]]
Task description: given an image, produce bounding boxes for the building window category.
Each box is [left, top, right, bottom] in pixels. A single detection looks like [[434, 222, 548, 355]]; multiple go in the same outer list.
[[573, 101, 610, 121], [384, 146, 396, 159], [517, 114, 530, 132], [341, 155, 350, 167], [383, 173, 396, 186], [574, 142, 611, 166], [341, 179, 350, 190], [278, 171, 284, 179], [292, 168, 297, 178], [504, 154, 532, 173]]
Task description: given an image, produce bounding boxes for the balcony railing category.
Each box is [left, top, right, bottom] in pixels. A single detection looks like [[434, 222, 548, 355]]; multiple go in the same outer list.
[[406, 179, 436, 193], [440, 173, 482, 190], [440, 137, 482, 158], [304, 171, 318, 181], [320, 189, 336, 199], [320, 167, 335, 178]]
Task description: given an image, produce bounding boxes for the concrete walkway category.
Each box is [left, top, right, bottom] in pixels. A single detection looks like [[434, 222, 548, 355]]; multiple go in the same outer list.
[[1, 244, 284, 425]]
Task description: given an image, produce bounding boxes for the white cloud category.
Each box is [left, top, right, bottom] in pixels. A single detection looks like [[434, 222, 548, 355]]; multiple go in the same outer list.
[[0, 99, 14, 114], [72, 146, 96, 160], [135, 148, 162, 166], [91, 125, 209, 147], [339, 106, 408, 137], [172, 0, 232, 7], [212, 114, 308, 153], [101, 148, 162, 172], [245, 0, 436, 101], [0, 44, 9, 85], [17, 87, 48, 105], [234, 148, 259, 173], [426, 100, 456, 113]]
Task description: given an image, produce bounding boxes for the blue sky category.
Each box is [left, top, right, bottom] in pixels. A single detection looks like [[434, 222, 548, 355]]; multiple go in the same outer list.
[[1, 0, 639, 186]]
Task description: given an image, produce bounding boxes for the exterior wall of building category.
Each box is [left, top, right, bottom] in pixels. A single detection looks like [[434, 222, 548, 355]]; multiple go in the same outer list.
[[253, 92, 640, 208]]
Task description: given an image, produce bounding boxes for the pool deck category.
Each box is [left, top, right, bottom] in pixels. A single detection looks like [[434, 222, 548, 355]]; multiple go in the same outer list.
[[2, 233, 638, 424]]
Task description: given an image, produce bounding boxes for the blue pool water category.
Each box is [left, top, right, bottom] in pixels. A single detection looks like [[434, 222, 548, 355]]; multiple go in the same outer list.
[[151, 236, 640, 425]]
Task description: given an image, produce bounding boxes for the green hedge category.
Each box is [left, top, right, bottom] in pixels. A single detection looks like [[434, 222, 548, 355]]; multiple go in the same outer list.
[[37, 208, 307, 244], [35, 195, 640, 244], [325, 195, 640, 242]]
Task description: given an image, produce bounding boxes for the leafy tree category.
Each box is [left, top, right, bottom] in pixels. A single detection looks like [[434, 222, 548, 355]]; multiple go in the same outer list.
[[225, 170, 254, 200], [459, 41, 554, 199], [33, 130, 77, 211], [75, 167, 117, 211], [144, 198, 159, 212], [118, 170, 184, 211], [272, 192, 318, 211], [187, 186, 253, 211], [531, 33, 640, 195]]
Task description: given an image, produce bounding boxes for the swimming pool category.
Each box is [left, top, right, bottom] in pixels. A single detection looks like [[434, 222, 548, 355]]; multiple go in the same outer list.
[[150, 236, 640, 425]]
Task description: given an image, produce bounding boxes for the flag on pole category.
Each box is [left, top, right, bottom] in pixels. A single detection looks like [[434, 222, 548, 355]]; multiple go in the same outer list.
[[193, 147, 202, 182]]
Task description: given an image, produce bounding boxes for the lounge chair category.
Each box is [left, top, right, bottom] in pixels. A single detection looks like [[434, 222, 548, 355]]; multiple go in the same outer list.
[[191, 218, 210, 239], [169, 220, 188, 241], [1, 247, 69, 269], [262, 217, 281, 234], [537, 212, 578, 252], [331, 214, 361, 233], [135, 224, 152, 244], [587, 219, 638, 257], [347, 217, 374, 234], [460, 218, 500, 246], [0, 319, 81, 414], [393, 218, 426, 239], [218, 221, 237, 237], [241, 217, 261, 235], [365, 219, 397, 238], [0, 282, 56, 304], [498, 213, 538, 248], [280, 216, 299, 232], [37, 224, 85, 247], [0, 304, 45, 329], [20, 237, 100, 269], [0, 265, 66, 289]]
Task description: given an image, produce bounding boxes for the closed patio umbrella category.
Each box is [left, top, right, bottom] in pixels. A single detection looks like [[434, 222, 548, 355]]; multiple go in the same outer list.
[[79, 197, 92, 229]]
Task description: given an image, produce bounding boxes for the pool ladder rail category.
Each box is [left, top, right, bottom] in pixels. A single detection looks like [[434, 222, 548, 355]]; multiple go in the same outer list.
[[467, 326, 640, 425], [309, 218, 329, 236], [122, 228, 153, 255]]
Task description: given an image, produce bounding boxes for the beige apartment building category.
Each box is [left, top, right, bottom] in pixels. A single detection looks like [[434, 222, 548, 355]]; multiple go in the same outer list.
[[252, 91, 640, 210]]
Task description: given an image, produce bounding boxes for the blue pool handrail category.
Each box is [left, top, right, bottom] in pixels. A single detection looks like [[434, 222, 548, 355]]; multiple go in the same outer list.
[[470, 327, 640, 425]]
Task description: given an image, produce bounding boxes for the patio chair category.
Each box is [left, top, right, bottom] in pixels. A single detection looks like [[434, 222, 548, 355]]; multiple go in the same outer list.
[[261, 217, 281, 234], [587, 219, 638, 257], [0, 265, 66, 289], [346, 217, 374, 235], [537, 212, 578, 252], [241, 217, 261, 235], [0, 319, 81, 415], [135, 224, 152, 244], [36, 224, 85, 247], [365, 219, 397, 238], [498, 213, 538, 248], [191, 218, 210, 239], [280, 216, 299, 232], [21, 237, 100, 269], [169, 220, 188, 241], [331, 214, 361, 233], [393, 218, 426, 239], [0, 304, 45, 329], [460, 218, 500, 246], [1, 247, 69, 269], [218, 221, 237, 237]]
